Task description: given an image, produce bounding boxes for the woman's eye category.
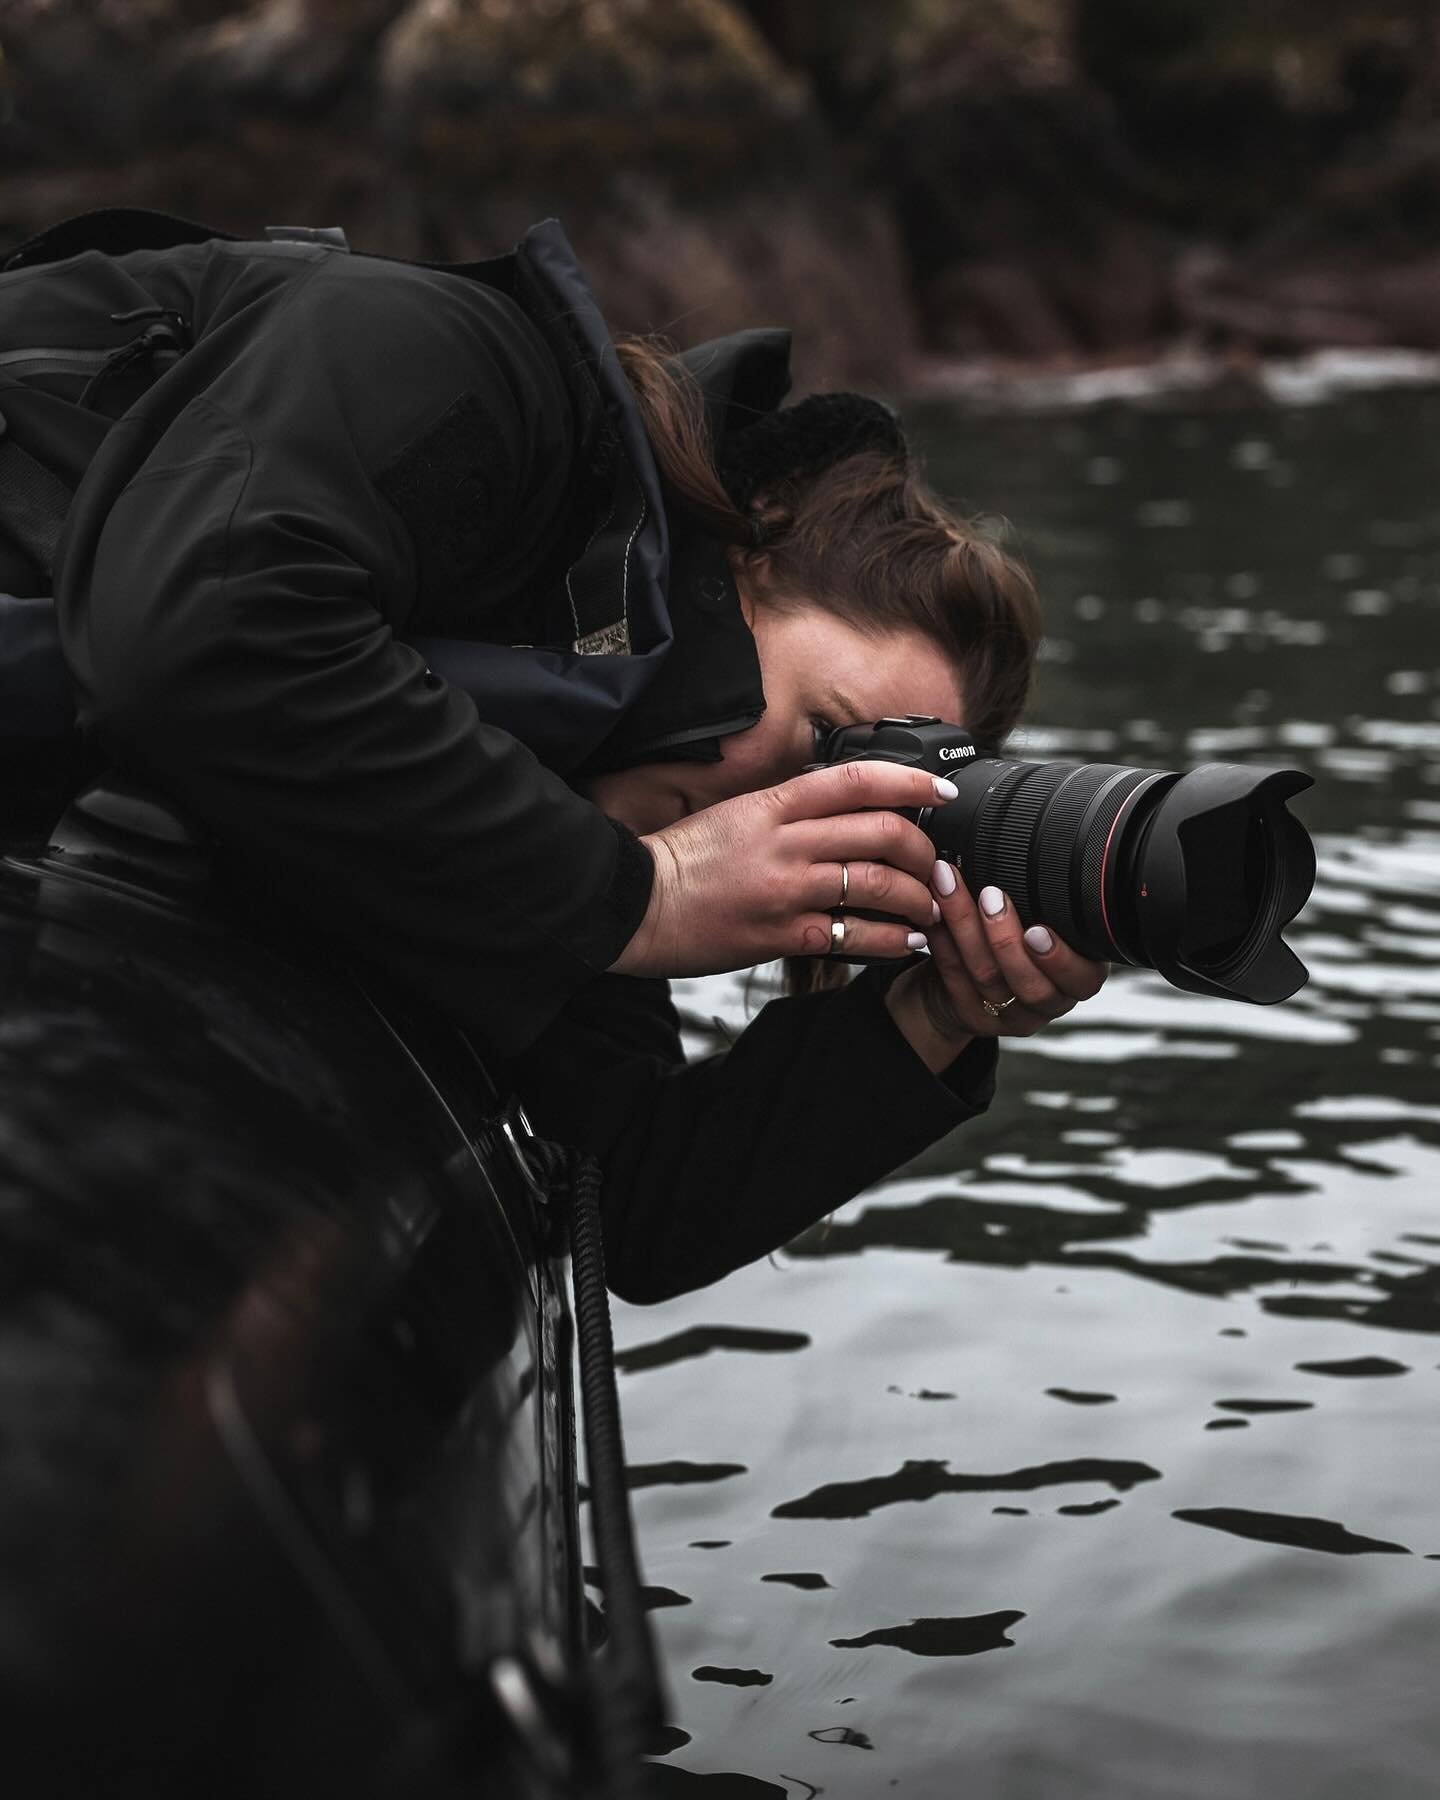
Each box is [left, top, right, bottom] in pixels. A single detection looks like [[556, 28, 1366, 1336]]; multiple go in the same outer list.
[[809, 715, 837, 758]]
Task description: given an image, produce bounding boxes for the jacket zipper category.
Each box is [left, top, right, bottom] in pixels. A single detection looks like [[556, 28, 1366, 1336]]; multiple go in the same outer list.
[[0, 308, 190, 408], [0, 345, 121, 377]]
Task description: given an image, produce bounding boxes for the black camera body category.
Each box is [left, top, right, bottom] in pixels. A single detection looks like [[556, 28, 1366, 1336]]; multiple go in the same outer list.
[[817, 715, 1316, 1006]]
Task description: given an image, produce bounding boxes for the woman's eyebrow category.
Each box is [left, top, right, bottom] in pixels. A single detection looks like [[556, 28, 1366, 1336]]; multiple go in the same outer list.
[[828, 686, 864, 724]]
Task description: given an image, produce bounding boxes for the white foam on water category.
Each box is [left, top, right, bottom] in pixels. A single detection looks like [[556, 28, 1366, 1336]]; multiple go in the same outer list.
[[1105, 1148, 1254, 1190], [1356, 719, 1440, 750], [1259, 347, 1440, 404], [1227, 1129, 1307, 1151], [1294, 1095, 1440, 1123], [1009, 1029, 1242, 1062], [913, 346, 1440, 412]]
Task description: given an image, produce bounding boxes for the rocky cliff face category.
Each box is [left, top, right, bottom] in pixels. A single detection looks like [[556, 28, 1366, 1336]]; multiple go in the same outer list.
[[3, 0, 1439, 383]]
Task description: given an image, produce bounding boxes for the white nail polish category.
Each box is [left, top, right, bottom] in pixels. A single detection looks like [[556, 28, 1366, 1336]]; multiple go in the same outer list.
[[1024, 925, 1054, 955], [931, 900, 942, 923], [931, 858, 957, 898], [979, 886, 1005, 918], [907, 931, 928, 950], [933, 777, 959, 801]]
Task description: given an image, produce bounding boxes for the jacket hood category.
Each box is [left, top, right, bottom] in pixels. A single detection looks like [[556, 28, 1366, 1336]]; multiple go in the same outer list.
[[0, 210, 788, 792], [415, 272, 792, 775], [678, 327, 792, 448], [578, 327, 792, 774]]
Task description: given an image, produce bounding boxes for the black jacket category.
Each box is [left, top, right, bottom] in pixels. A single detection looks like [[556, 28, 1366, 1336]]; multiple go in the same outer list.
[[1, 217, 996, 1298], [9, 221, 676, 1046]]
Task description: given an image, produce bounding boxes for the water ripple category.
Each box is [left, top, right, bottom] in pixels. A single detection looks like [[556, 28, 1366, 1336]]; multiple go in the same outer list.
[[615, 1325, 810, 1375], [1173, 1508, 1412, 1557], [830, 1612, 1026, 1657], [773, 1457, 1162, 1520], [629, 388, 1440, 1796]]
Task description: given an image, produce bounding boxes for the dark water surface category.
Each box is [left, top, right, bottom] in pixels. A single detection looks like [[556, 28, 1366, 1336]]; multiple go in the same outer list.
[[614, 387, 1440, 1799]]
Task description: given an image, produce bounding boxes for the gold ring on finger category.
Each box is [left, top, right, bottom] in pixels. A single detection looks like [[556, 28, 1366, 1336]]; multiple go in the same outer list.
[[839, 862, 849, 910], [981, 994, 1017, 1018], [828, 912, 847, 956]]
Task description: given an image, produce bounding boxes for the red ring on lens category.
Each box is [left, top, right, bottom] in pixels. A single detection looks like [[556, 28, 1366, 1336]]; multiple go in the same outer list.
[[1097, 777, 1161, 958]]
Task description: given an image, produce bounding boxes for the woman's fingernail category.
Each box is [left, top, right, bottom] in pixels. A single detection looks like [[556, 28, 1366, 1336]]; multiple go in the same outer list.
[[1024, 925, 1054, 955], [931, 858, 957, 898], [979, 886, 1005, 917], [931, 899, 942, 923], [907, 931, 929, 950], [933, 777, 959, 801]]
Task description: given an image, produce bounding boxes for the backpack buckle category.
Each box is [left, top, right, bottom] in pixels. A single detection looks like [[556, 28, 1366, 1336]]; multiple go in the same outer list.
[[264, 225, 350, 252]]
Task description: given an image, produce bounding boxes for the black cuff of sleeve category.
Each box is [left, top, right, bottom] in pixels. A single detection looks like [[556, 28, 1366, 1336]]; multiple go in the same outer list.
[[566, 814, 654, 974], [605, 816, 655, 936], [936, 1031, 1000, 1103], [469, 817, 654, 1058], [847, 959, 999, 1114]]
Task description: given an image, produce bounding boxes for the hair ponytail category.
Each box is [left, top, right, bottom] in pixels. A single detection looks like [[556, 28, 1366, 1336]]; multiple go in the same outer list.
[[613, 336, 749, 537]]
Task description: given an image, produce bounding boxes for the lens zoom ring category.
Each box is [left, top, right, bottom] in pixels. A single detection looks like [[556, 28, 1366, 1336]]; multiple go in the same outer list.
[[1000, 764, 1165, 951], [953, 758, 1169, 958], [971, 764, 1062, 920], [1035, 769, 1114, 938]]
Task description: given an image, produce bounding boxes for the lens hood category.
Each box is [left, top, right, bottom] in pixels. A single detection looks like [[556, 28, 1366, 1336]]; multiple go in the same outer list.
[[1129, 764, 1315, 1004]]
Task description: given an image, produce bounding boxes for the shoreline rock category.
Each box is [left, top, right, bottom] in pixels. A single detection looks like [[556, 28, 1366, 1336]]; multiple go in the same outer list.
[[2, 1, 1439, 387]]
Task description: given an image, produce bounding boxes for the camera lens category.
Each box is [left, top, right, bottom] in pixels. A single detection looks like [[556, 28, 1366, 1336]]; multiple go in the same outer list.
[[925, 758, 1314, 1005], [931, 759, 1168, 964]]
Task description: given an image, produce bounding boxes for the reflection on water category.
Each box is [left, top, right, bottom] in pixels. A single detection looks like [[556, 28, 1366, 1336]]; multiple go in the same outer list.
[[829, 1613, 1026, 1657], [1172, 1508, 1411, 1558], [616, 387, 1440, 1799], [771, 1456, 1162, 1520]]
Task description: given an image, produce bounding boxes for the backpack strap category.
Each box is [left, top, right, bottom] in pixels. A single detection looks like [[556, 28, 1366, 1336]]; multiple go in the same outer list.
[[2, 206, 239, 274], [0, 408, 72, 580], [0, 591, 73, 741], [3, 210, 352, 273], [0, 212, 348, 577]]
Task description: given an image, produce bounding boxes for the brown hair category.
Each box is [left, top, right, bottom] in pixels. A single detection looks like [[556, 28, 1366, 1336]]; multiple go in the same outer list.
[[614, 336, 1044, 993]]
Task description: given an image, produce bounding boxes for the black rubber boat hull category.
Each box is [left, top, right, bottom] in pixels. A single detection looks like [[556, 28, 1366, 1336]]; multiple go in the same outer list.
[[0, 784, 589, 1797]]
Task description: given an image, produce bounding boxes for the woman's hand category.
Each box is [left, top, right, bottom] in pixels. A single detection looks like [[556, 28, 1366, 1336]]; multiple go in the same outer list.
[[886, 861, 1109, 1073], [610, 762, 960, 980]]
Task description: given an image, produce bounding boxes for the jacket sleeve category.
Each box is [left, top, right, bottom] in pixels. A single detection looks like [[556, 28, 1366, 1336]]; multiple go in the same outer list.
[[57, 254, 651, 1055], [507, 965, 999, 1303]]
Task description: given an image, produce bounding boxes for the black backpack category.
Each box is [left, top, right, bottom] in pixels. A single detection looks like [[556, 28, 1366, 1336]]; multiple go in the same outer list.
[[0, 210, 349, 755]]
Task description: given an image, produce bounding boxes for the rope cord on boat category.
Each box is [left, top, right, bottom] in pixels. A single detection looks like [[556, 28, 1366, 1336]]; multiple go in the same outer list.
[[540, 1143, 666, 1798]]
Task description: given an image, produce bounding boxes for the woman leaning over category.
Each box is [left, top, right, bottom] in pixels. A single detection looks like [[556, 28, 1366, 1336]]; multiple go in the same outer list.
[[9, 216, 1109, 1300]]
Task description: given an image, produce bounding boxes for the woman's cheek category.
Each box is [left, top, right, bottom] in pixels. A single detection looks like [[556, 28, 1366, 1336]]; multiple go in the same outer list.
[[717, 718, 798, 795], [669, 718, 801, 814]]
